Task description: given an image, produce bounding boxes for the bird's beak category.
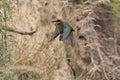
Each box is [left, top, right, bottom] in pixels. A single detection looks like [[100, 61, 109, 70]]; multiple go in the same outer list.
[[52, 20, 60, 22]]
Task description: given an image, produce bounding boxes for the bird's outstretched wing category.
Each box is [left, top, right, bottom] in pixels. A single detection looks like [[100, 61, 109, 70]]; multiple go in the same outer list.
[[49, 24, 63, 41]]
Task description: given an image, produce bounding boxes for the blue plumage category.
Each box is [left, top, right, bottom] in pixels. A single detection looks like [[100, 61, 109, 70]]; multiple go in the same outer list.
[[59, 22, 71, 40], [50, 19, 77, 46]]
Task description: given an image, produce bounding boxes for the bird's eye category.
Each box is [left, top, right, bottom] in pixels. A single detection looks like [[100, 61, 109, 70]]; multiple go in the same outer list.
[[57, 20, 60, 22]]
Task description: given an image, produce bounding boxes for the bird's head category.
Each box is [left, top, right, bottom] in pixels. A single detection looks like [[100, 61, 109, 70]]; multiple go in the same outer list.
[[52, 18, 65, 23]]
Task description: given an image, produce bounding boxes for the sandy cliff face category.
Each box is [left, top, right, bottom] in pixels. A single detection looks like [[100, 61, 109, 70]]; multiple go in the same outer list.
[[0, 0, 120, 80], [7, 0, 72, 80]]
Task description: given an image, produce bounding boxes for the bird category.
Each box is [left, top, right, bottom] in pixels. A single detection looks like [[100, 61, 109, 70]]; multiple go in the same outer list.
[[50, 18, 77, 46]]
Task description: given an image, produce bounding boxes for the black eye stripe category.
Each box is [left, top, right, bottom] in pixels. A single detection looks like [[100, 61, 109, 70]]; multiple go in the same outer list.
[[52, 20, 61, 22], [57, 20, 60, 22]]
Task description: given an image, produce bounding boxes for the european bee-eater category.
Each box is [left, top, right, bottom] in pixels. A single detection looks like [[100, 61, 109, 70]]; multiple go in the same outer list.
[[50, 18, 77, 46]]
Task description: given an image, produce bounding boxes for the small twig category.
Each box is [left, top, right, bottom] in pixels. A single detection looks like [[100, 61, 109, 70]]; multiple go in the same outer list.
[[1, 25, 38, 35], [8, 28, 37, 35]]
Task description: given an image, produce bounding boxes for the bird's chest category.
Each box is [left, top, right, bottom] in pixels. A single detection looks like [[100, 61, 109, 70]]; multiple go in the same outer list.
[[60, 23, 70, 32]]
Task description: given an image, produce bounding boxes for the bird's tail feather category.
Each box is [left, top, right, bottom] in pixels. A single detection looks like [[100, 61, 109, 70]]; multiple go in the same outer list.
[[63, 33, 77, 46]]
